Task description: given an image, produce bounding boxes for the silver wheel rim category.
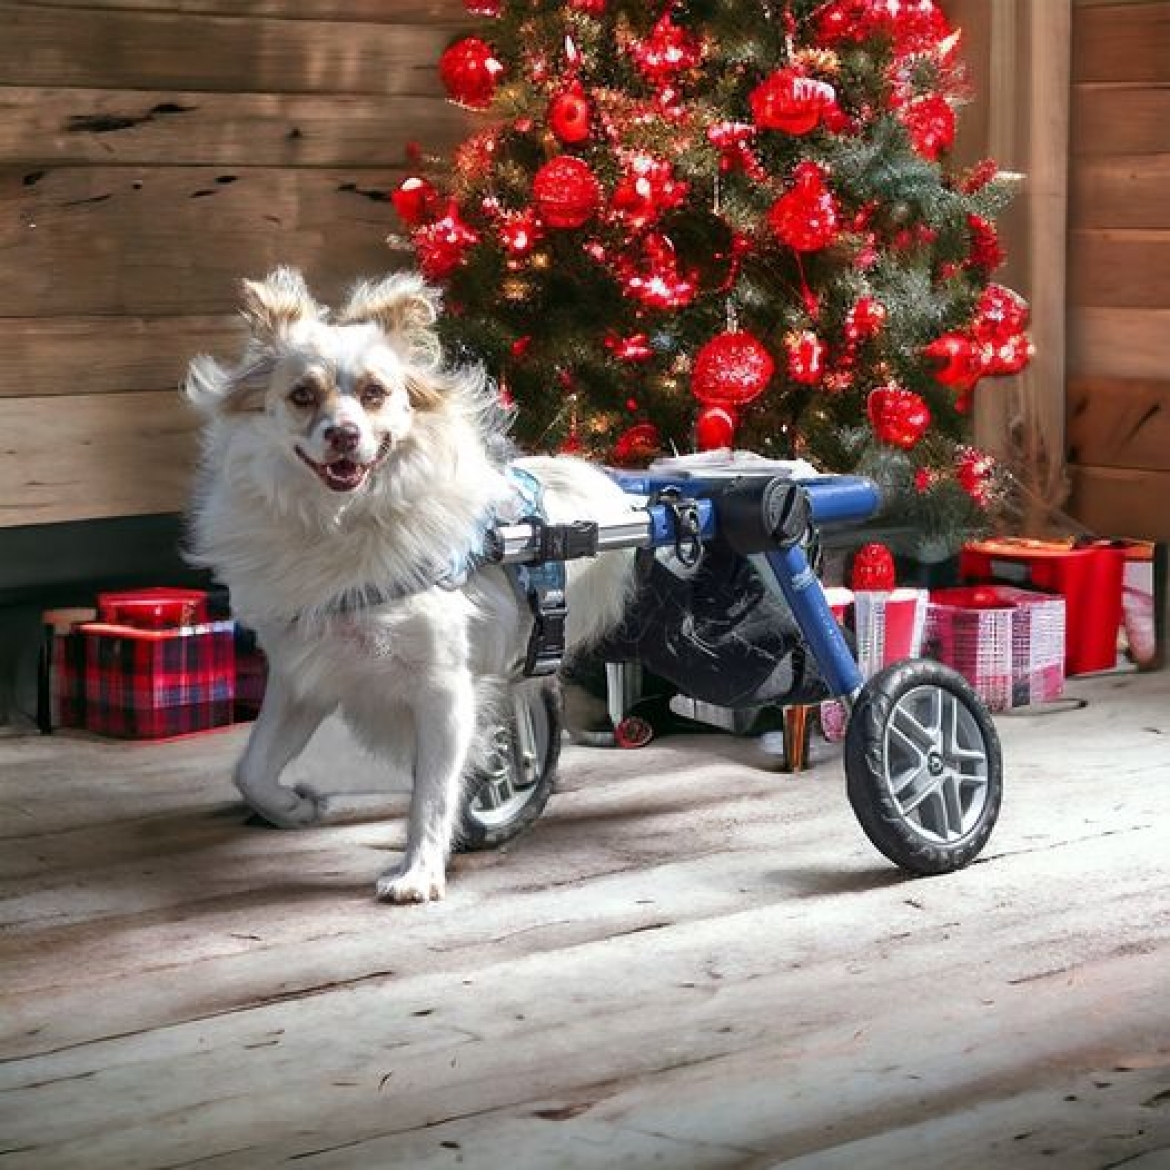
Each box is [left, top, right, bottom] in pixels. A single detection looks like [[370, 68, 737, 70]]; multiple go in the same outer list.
[[881, 684, 991, 846], [468, 692, 547, 829]]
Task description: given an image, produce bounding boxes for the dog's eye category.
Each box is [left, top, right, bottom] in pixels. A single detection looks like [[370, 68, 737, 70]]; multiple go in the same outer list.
[[360, 384, 387, 409], [288, 384, 317, 409]]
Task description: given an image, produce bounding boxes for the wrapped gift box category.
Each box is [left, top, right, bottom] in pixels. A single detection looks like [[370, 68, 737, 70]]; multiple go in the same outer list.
[[97, 586, 209, 630], [79, 618, 236, 739], [960, 538, 1123, 676], [924, 585, 1065, 712], [39, 608, 97, 732]]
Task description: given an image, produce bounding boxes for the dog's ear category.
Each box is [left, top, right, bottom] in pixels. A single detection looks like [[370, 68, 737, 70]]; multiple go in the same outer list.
[[239, 267, 324, 342], [184, 352, 274, 417], [336, 273, 442, 365]]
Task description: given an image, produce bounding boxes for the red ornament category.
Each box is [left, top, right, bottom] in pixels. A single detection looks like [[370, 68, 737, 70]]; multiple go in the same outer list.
[[898, 94, 955, 160], [955, 446, 996, 508], [438, 37, 503, 110], [629, 13, 704, 85], [850, 542, 897, 591], [768, 162, 841, 252], [695, 405, 738, 451], [844, 296, 887, 342], [692, 331, 775, 407], [784, 330, 827, 386], [391, 176, 440, 226], [707, 121, 767, 182], [548, 83, 592, 144], [498, 208, 543, 257], [532, 156, 601, 229], [604, 332, 654, 362], [749, 69, 837, 135], [867, 385, 931, 450], [612, 423, 661, 466], [974, 283, 1030, 339], [412, 201, 479, 280], [464, 0, 501, 14], [965, 214, 1004, 273], [610, 155, 688, 230], [923, 332, 983, 393], [618, 232, 697, 309], [570, 0, 606, 12]]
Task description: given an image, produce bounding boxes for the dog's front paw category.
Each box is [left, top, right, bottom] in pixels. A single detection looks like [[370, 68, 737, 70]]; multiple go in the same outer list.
[[244, 783, 328, 829], [375, 862, 446, 904]]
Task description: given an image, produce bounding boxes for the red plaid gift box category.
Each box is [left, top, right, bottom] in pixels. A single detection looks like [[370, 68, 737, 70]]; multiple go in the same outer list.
[[39, 608, 97, 732], [924, 585, 1065, 712], [80, 619, 236, 739]]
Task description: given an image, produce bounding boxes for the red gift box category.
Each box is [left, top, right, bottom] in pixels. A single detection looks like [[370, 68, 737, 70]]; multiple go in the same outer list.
[[924, 585, 1065, 712], [79, 619, 236, 739], [960, 539, 1123, 676], [97, 587, 209, 630]]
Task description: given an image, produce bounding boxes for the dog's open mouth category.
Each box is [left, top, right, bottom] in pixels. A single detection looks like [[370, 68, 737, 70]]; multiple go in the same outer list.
[[296, 438, 392, 493]]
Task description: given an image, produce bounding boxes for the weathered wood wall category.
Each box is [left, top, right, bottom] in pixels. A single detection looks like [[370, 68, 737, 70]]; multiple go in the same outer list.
[[1065, 0, 1170, 540], [0, 0, 469, 527]]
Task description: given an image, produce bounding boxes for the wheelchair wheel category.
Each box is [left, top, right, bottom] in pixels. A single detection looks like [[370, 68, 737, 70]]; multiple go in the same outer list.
[[458, 680, 562, 851], [845, 658, 1002, 875]]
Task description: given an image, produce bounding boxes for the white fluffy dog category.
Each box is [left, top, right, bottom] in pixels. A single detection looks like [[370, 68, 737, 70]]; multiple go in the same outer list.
[[185, 268, 635, 902]]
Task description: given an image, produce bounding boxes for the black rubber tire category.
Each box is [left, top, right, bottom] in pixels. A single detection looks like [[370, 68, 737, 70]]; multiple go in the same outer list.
[[457, 680, 562, 851], [845, 658, 1003, 875]]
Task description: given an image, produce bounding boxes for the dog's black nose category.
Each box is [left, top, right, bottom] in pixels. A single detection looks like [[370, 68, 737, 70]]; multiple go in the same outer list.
[[324, 423, 361, 454]]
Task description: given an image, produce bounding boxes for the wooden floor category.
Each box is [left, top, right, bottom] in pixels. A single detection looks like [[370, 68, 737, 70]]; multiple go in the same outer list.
[[1, 669, 1169, 1169]]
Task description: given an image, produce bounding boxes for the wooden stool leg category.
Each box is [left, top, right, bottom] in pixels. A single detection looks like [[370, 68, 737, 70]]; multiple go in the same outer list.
[[782, 704, 812, 773]]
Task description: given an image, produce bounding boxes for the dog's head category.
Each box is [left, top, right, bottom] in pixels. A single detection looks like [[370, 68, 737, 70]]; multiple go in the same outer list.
[[186, 267, 452, 496]]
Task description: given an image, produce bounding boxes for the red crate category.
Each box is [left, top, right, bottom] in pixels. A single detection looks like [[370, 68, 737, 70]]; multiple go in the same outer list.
[[960, 539, 1123, 676], [80, 619, 236, 739], [924, 585, 1065, 712]]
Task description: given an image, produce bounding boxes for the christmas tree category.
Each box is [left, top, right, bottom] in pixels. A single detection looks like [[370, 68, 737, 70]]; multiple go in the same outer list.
[[392, 0, 1032, 557]]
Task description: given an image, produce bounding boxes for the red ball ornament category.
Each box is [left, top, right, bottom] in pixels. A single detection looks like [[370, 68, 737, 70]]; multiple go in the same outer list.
[[692, 331, 775, 407], [784, 330, 827, 385], [749, 68, 837, 135], [695, 405, 737, 451], [612, 423, 661, 466], [768, 162, 841, 252], [532, 156, 601, 229], [867, 384, 931, 450], [498, 208, 543, 257], [464, 0, 501, 14], [850, 542, 897, 592], [974, 283, 1030, 339], [439, 37, 503, 110], [391, 176, 440, 226], [618, 232, 697, 309], [548, 83, 592, 144]]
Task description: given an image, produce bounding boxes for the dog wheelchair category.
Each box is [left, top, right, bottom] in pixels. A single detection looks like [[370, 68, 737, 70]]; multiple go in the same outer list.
[[458, 459, 1003, 876]]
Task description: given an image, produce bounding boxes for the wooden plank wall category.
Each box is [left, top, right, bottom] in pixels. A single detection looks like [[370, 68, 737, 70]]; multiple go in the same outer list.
[[0, 0, 469, 527], [1065, 0, 1170, 540]]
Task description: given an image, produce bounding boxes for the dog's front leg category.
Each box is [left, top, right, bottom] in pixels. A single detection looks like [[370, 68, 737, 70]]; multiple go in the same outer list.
[[376, 673, 475, 904], [234, 671, 330, 828]]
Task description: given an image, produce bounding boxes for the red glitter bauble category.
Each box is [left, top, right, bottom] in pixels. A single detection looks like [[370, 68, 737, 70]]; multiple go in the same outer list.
[[629, 13, 704, 84], [532, 156, 601, 229], [439, 37, 503, 110], [695, 405, 737, 451], [956, 446, 996, 508], [768, 162, 841, 252], [391, 176, 440, 226], [692, 331, 775, 407], [867, 384, 931, 449], [548, 84, 592, 144], [844, 296, 887, 342], [850, 542, 897, 591], [749, 69, 836, 135], [784, 330, 827, 385]]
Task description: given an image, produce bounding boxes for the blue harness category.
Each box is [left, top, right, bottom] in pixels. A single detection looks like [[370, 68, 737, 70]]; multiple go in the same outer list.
[[323, 465, 570, 678]]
